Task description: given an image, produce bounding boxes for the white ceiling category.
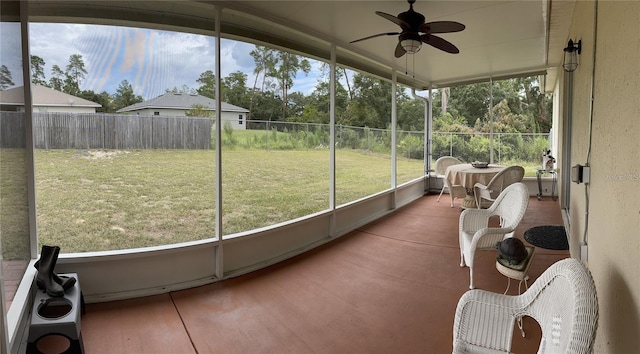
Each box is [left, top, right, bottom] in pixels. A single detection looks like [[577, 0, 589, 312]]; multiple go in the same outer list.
[[26, 0, 576, 91], [218, 0, 576, 91]]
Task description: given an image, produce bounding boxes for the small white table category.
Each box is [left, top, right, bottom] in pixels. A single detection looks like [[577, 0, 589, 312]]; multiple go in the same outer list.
[[496, 246, 535, 337], [535, 167, 557, 200]]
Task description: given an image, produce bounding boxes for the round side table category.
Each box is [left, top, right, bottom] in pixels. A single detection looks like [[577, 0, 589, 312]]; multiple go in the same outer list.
[[495, 246, 535, 337]]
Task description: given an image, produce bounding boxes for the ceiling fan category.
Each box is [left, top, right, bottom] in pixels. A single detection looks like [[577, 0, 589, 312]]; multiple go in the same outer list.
[[350, 0, 465, 57]]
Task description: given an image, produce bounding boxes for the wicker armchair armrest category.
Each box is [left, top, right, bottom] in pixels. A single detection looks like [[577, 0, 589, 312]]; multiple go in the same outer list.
[[453, 290, 523, 353], [471, 227, 514, 249], [459, 207, 492, 226]]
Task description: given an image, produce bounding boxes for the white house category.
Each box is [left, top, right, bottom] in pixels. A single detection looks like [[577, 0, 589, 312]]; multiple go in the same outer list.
[[117, 92, 249, 130], [0, 85, 101, 113]]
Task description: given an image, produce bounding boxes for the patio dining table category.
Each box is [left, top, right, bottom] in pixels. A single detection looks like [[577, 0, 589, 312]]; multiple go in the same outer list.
[[445, 163, 506, 208]]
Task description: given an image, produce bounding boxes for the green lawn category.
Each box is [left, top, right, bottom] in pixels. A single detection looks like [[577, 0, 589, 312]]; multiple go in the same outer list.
[[23, 148, 424, 253], [0, 149, 31, 260], [3, 144, 541, 255]]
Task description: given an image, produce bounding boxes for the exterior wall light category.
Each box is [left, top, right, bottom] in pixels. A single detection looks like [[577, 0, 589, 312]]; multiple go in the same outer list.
[[563, 39, 582, 72]]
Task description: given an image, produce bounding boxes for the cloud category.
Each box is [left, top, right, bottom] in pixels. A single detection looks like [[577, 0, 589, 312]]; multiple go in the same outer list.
[[4, 22, 327, 99], [0, 22, 25, 87]]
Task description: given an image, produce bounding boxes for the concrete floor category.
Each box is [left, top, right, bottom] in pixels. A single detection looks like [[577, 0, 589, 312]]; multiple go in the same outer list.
[[24, 193, 569, 353]]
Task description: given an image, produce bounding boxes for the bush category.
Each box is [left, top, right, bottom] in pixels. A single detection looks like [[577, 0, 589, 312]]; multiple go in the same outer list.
[[337, 126, 362, 149], [398, 134, 424, 159], [223, 121, 238, 147], [524, 136, 551, 162]]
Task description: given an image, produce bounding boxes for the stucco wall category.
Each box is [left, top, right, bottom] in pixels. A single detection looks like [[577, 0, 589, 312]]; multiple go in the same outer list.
[[219, 111, 247, 130], [566, 1, 640, 352], [134, 108, 186, 116], [27, 106, 96, 113], [566, 1, 595, 259], [130, 108, 247, 130]]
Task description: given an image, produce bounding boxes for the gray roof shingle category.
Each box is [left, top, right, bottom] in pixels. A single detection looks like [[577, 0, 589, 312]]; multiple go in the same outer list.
[[117, 92, 249, 113], [0, 85, 101, 107]]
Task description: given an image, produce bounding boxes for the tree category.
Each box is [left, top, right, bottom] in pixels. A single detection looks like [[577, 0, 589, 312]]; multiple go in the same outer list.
[[0, 65, 14, 89], [445, 76, 551, 134], [196, 70, 217, 98], [433, 111, 471, 133], [397, 97, 425, 131], [249, 90, 281, 121], [346, 73, 396, 129], [79, 90, 115, 113], [249, 46, 277, 118], [429, 89, 444, 118], [30, 55, 48, 86], [299, 104, 325, 124], [480, 99, 529, 134], [63, 75, 80, 96], [49, 65, 65, 91], [185, 104, 214, 118], [513, 77, 552, 133], [269, 51, 311, 120], [113, 80, 143, 110], [222, 71, 249, 108], [340, 68, 354, 101], [305, 79, 349, 124], [285, 91, 307, 120], [64, 54, 88, 95], [166, 85, 195, 94], [320, 63, 354, 101], [448, 82, 492, 127]]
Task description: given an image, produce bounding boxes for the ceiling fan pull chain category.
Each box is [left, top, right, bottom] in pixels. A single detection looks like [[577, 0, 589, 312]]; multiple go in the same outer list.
[[412, 55, 415, 78], [405, 55, 409, 75]]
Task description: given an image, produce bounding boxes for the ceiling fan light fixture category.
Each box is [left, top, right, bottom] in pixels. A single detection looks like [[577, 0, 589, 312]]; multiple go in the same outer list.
[[351, 0, 464, 57], [401, 38, 422, 54]]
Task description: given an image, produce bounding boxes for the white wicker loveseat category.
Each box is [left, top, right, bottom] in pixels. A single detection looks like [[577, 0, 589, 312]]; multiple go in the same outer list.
[[452, 258, 599, 354]]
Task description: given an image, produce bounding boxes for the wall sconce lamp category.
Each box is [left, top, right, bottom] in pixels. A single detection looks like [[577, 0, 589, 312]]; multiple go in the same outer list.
[[563, 39, 582, 72]]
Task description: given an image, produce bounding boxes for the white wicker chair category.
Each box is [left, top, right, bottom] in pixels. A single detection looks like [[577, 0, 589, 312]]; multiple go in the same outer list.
[[435, 156, 466, 207], [453, 258, 599, 354], [459, 182, 529, 289], [473, 165, 525, 209]]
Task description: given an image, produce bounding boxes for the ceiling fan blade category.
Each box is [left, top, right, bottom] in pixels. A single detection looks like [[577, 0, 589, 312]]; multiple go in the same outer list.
[[376, 11, 410, 28], [394, 41, 406, 58], [420, 21, 465, 34], [350, 32, 401, 44], [421, 34, 460, 54]]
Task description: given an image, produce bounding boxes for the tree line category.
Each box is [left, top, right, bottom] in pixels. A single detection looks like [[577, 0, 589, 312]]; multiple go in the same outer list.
[[0, 45, 552, 134], [1, 55, 144, 113]]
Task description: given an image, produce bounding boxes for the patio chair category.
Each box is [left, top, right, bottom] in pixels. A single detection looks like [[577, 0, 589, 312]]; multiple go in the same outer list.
[[435, 156, 466, 207], [459, 182, 529, 289], [473, 165, 525, 209], [453, 258, 598, 354]]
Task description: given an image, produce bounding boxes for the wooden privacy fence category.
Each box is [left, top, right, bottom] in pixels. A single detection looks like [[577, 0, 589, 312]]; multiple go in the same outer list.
[[0, 112, 26, 148], [0, 112, 212, 149]]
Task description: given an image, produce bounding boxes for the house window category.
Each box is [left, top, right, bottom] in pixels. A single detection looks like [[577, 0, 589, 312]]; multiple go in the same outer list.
[[154, 111, 160, 115], [238, 114, 243, 125]]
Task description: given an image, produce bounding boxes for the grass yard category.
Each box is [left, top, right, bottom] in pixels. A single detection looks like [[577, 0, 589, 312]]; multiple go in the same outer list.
[[0, 149, 31, 260], [34, 149, 217, 252], [4, 143, 539, 256], [25, 148, 424, 253]]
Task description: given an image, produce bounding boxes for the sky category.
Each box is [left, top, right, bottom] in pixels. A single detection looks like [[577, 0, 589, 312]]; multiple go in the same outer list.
[[1, 22, 324, 100]]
